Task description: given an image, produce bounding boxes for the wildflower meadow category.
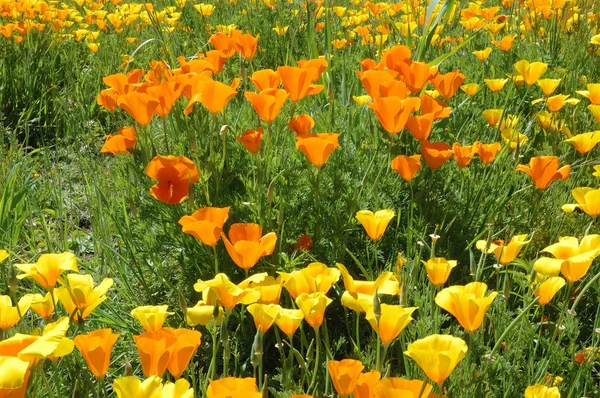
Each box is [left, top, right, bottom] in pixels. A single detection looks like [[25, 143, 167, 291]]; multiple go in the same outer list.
[[1, 0, 600, 396]]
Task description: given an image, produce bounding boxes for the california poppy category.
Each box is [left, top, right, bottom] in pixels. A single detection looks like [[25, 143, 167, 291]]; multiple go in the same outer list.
[[452, 143, 477, 168], [421, 258, 457, 286], [562, 187, 600, 217], [250, 69, 281, 92], [374, 378, 434, 398], [475, 141, 502, 164], [236, 128, 264, 154], [368, 96, 420, 134], [435, 282, 498, 333], [55, 274, 113, 320], [514, 60, 548, 86], [397, 61, 432, 93], [244, 88, 289, 123], [534, 277, 566, 306], [534, 235, 600, 282], [524, 385, 560, 398], [327, 359, 364, 397], [295, 292, 332, 328], [101, 126, 138, 155], [537, 79, 561, 96], [184, 78, 238, 115], [145, 155, 200, 204], [391, 154, 421, 182], [404, 334, 468, 386], [482, 109, 503, 127], [419, 141, 454, 170], [475, 235, 529, 264], [0, 295, 32, 331], [277, 66, 321, 102], [209, 32, 236, 58], [516, 156, 570, 189], [355, 210, 395, 241], [206, 377, 260, 397], [233, 33, 259, 60], [565, 131, 600, 154], [295, 133, 340, 167], [15, 252, 78, 291], [117, 92, 159, 126], [247, 303, 281, 333], [576, 83, 600, 105], [195, 273, 262, 311], [74, 329, 119, 378], [366, 304, 416, 346], [130, 305, 174, 332], [274, 308, 304, 337], [353, 370, 381, 398], [279, 262, 341, 299], [473, 47, 492, 62], [430, 70, 466, 99], [133, 329, 176, 377], [221, 223, 277, 270], [30, 293, 55, 321], [485, 78, 509, 92], [420, 94, 451, 120], [165, 328, 202, 378], [405, 114, 434, 141], [288, 114, 315, 137], [146, 82, 177, 118], [460, 83, 479, 96], [178, 206, 230, 246]]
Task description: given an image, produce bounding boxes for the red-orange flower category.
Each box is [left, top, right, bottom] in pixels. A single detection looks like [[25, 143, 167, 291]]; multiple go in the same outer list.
[[145, 155, 200, 204], [101, 126, 137, 155], [420, 94, 451, 120], [74, 329, 119, 378], [430, 70, 466, 99], [288, 114, 315, 137], [452, 143, 477, 168], [277, 66, 322, 102], [516, 156, 570, 189], [178, 207, 230, 246], [184, 79, 238, 115], [391, 155, 421, 182], [249, 69, 281, 92], [233, 33, 259, 60], [295, 133, 340, 167], [236, 128, 264, 154], [222, 224, 278, 270], [245, 88, 289, 123], [419, 141, 454, 170], [398, 61, 432, 93], [405, 114, 434, 141], [475, 142, 502, 164], [368, 97, 420, 134], [117, 92, 159, 126]]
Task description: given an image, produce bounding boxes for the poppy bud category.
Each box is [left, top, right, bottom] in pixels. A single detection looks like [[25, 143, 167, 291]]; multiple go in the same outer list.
[[125, 357, 134, 376], [372, 287, 381, 322], [177, 287, 187, 315], [251, 326, 263, 368], [261, 373, 269, 397]]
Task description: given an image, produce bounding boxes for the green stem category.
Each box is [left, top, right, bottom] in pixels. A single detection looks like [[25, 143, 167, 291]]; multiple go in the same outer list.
[[490, 298, 538, 358], [309, 326, 321, 394], [212, 245, 219, 275]]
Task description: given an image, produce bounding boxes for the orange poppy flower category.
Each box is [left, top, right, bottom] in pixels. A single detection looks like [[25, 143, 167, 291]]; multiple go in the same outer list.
[[250, 69, 281, 92], [381, 45, 412, 73], [277, 66, 321, 102], [482, 109, 503, 127], [133, 329, 177, 377], [452, 143, 477, 168], [356, 70, 399, 98], [184, 78, 238, 115], [391, 154, 421, 182], [368, 96, 420, 134], [405, 114, 434, 141], [236, 127, 264, 154], [491, 34, 515, 51], [419, 141, 454, 170], [420, 94, 451, 120], [199, 50, 228, 75], [244, 88, 289, 123], [233, 33, 259, 60], [398, 61, 432, 93], [74, 328, 119, 378], [354, 370, 381, 398], [516, 156, 570, 189], [475, 142, 502, 164], [164, 328, 202, 378], [360, 58, 384, 71], [178, 206, 230, 246], [145, 155, 200, 204], [297, 58, 328, 78], [288, 114, 315, 137], [328, 359, 365, 397], [117, 92, 159, 126], [222, 223, 277, 270], [146, 82, 177, 118], [295, 133, 340, 167], [208, 32, 236, 58], [430, 70, 466, 99], [100, 127, 137, 155]]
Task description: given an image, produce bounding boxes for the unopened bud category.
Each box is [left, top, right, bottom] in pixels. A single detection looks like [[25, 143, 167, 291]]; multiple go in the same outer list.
[[125, 357, 133, 376], [177, 287, 187, 315]]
